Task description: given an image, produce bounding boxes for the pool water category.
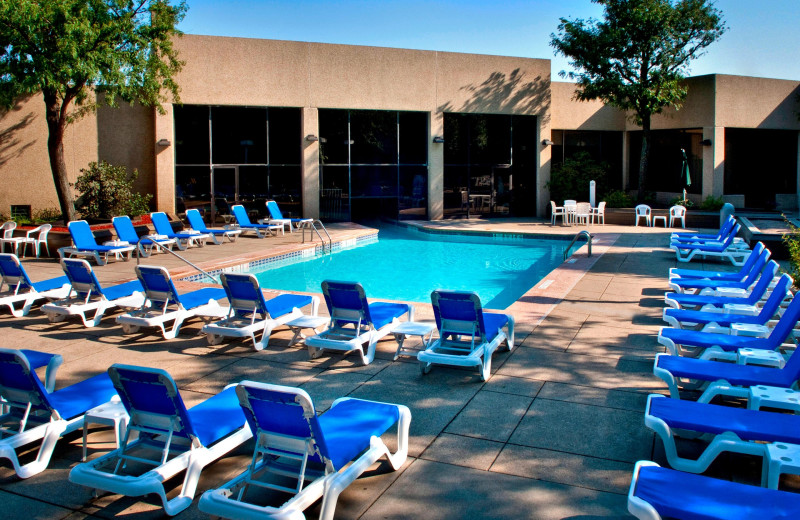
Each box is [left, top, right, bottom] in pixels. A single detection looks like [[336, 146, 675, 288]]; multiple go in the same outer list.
[[249, 225, 578, 309]]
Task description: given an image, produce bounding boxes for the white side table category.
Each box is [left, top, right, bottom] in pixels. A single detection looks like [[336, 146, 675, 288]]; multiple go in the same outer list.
[[392, 321, 436, 360], [286, 315, 329, 346], [651, 216, 667, 227], [82, 399, 129, 461]]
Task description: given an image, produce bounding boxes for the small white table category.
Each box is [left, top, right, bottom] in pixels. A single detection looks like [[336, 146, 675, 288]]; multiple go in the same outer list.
[[651, 216, 667, 227], [82, 399, 129, 461], [392, 321, 436, 360], [286, 315, 329, 345]]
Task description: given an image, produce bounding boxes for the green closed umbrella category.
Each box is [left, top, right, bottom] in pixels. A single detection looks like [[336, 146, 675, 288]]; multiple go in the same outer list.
[[681, 149, 692, 187]]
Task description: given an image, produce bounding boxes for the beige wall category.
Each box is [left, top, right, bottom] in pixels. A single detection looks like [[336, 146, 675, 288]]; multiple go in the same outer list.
[[550, 82, 626, 130]]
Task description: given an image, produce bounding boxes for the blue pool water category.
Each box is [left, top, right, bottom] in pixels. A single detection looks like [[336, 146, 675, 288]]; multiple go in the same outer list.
[[249, 225, 578, 310]]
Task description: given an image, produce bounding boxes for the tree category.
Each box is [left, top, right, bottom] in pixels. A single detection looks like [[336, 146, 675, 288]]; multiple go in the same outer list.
[[551, 0, 725, 201], [0, 0, 187, 221]]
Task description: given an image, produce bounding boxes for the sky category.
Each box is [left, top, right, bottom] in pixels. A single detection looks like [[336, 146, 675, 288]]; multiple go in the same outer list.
[[177, 0, 800, 82]]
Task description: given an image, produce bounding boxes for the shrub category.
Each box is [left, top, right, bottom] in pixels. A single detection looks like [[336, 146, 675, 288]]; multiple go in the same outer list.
[[547, 152, 610, 203], [669, 196, 694, 208], [33, 208, 63, 223], [73, 161, 152, 220], [700, 195, 725, 211], [783, 218, 800, 289], [603, 190, 634, 208]]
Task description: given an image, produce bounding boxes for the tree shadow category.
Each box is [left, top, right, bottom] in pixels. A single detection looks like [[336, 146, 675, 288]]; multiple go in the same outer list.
[[0, 97, 38, 168]]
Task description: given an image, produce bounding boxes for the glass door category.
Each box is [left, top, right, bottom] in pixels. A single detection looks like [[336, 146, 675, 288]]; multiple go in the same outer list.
[[211, 166, 237, 224]]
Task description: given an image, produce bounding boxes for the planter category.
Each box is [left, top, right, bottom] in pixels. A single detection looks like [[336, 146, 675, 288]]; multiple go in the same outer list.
[[602, 208, 721, 228]]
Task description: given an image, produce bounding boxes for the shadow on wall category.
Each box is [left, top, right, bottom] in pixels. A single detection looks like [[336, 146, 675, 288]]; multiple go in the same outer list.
[[0, 99, 37, 169], [438, 68, 551, 123]]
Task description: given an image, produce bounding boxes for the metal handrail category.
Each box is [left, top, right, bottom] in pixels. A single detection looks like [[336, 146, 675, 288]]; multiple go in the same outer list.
[[564, 230, 593, 261], [135, 236, 220, 284], [302, 220, 332, 253]]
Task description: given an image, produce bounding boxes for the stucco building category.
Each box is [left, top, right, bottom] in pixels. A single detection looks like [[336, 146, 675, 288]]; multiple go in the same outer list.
[[2, 35, 799, 222]]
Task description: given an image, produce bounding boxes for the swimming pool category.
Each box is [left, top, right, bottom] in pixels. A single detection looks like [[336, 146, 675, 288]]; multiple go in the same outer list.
[[248, 224, 579, 309]]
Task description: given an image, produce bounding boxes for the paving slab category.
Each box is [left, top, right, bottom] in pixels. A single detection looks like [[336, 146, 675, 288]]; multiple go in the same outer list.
[[445, 390, 532, 442], [421, 434, 504, 470]]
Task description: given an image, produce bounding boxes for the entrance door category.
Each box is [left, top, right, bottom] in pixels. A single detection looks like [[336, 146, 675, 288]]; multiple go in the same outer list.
[[211, 166, 237, 224]]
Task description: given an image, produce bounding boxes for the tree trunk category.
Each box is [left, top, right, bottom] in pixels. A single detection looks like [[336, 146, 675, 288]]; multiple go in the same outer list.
[[44, 93, 77, 222], [637, 113, 652, 203]]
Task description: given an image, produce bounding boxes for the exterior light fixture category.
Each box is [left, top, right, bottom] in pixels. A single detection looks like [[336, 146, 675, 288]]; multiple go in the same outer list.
[[156, 138, 171, 147], [541, 139, 554, 146], [700, 139, 712, 146], [305, 135, 319, 142], [432, 136, 444, 144]]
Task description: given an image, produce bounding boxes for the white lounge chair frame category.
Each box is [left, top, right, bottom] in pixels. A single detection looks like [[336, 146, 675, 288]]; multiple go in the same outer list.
[[0, 254, 71, 317]]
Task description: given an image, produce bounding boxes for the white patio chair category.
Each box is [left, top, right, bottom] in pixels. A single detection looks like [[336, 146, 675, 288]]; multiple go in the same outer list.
[[634, 204, 651, 226], [0, 221, 18, 254], [550, 201, 566, 225], [20, 224, 51, 258], [563, 200, 577, 225], [574, 202, 592, 225], [669, 205, 686, 228], [591, 201, 606, 225]]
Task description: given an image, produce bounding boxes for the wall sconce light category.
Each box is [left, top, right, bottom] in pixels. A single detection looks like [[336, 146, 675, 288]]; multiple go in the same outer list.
[[432, 136, 445, 144], [541, 139, 554, 146], [700, 139, 713, 146], [156, 138, 171, 147], [305, 135, 319, 142]]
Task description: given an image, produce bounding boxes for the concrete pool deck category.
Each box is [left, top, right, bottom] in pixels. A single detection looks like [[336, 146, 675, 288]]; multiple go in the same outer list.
[[0, 218, 766, 519]]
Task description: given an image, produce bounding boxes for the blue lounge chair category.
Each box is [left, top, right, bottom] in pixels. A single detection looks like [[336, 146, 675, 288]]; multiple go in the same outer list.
[[0, 348, 117, 478], [69, 365, 252, 516], [116, 265, 226, 339], [264, 199, 312, 233], [305, 280, 414, 365], [627, 461, 800, 520], [658, 292, 800, 361], [665, 256, 779, 310], [112, 215, 176, 257], [185, 209, 242, 244], [645, 394, 800, 482], [670, 223, 750, 266], [0, 253, 70, 317], [668, 241, 767, 281], [670, 216, 735, 244], [201, 273, 318, 350], [151, 211, 209, 250], [667, 248, 771, 294], [41, 258, 145, 327], [231, 204, 282, 238], [418, 290, 514, 381], [198, 381, 410, 520], [663, 273, 792, 333], [58, 220, 135, 265]]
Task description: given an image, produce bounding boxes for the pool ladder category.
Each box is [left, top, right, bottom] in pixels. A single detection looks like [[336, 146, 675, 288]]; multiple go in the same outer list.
[[564, 230, 593, 261], [302, 220, 332, 253], [136, 237, 220, 284]]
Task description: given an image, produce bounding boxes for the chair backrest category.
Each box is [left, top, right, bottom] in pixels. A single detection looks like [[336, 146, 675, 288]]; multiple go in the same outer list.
[[68, 220, 100, 249], [745, 256, 780, 305], [717, 216, 735, 238], [576, 202, 591, 215], [635, 204, 651, 216], [767, 288, 800, 346], [669, 205, 686, 217], [185, 209, 209, 233], [112, 216, 139, 244], [0, 348, 55, 418], [321, 280, 373, 329], [150, 212, 175, 236], [135, 265, 180, 309], [739, 252, 773, 287], [25, 223, 51, 241], [757, 274, 793, 321], [231, 205, 254, 226], [107, 364, 198, 442], [61, 258, 104, 299], [596, 201, 606, 212], [738, 242, 767, 275], [1, 221, 16, 239], [266, 200, 284, 220], [564, 200, 576, 206], [220, 273, 271, 318], [0, 253, 34, 291], [550, 201, 558, 211], [431, 290, 487, 346]]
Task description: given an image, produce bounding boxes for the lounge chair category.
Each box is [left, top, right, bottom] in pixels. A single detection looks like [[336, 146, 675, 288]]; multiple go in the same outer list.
[[198, 381, 410, 520], [68, 364, 252, 516], [658, 292, 800, 361], [150, 212, 209, 250], [627, 461, 800, 520], [263, 199, 313, 233], [185, 209, 242, 244], [664, 255, 779, 310], [201, 273, 318, 350], [670, 216, 735, 244], [231, 205, 282, 238], [116, 265, 227, 339], [417, 290, 514, 381], [662, 273, 792, 333], [653, 345, 800, 402], [668, 241, 767, 281], [645, 394, 800, 482], [112, 215, 176, 257], [0, 253, 71, 317], [0, 348, 118, 478], [58, 220, 135, 265], [40, 258, 145, 327], [666, 248, 772, 294], [670, 223, 750, 266], [305, 280, 414, 365]]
